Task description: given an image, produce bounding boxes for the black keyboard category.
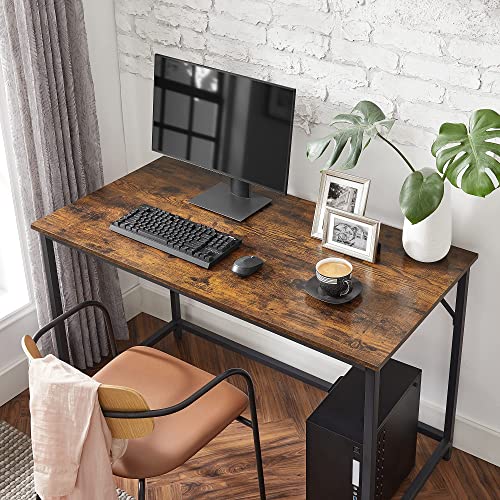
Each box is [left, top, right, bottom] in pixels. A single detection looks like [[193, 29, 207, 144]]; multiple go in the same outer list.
[[110, 205, 242, 268]]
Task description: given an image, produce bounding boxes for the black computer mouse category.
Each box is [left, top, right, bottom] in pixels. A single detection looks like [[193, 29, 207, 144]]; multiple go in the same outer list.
[[231, 255, 264, 277]]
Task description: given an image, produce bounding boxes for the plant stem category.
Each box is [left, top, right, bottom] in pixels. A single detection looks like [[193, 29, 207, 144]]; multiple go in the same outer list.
[[376, 132, 416, 173]]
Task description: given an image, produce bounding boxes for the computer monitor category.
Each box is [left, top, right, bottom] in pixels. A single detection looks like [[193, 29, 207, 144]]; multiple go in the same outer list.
[[152, 54, 296, 221]]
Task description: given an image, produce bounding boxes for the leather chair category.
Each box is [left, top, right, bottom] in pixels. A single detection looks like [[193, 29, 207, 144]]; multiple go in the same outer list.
[[22, 301, 266, 500]]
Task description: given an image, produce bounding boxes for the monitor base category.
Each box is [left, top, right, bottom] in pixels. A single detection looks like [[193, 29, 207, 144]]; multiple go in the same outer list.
[[189, 181, 271, 222]]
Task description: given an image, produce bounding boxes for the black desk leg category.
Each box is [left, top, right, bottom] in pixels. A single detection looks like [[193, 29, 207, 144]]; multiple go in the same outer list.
[[403, 271, 470, 499], [443, 270, 469, 460], [40, 235, 70, 363], [362, 368, 380, 500], [170, 290, 182, 340]]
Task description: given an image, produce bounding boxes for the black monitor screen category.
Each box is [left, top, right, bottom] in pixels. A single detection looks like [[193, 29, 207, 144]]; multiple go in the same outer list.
[[152, 54, 295, 193]]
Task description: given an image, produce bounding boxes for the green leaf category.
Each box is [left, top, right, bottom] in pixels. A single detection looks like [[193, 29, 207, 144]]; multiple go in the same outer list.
[[399, 168, 445, 224], [306, 100, 395, 170], [306, 134, 333, 161], [431, 109, 500, 197]]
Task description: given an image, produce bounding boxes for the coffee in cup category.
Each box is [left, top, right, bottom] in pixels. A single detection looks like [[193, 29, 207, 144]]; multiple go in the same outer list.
[[317, 261, 351, 278], [315, 257, 352, 297]]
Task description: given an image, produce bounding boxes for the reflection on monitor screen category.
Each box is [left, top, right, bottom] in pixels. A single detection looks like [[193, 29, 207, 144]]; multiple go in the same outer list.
[[152, 54, 295, 194]]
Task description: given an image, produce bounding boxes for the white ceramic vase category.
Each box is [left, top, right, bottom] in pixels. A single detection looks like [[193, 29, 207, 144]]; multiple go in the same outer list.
[[402, 185, 452, 263]]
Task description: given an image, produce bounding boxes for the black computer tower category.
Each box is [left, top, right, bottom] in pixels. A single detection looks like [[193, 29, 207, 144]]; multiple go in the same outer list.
[[306, 360, 421, 500]]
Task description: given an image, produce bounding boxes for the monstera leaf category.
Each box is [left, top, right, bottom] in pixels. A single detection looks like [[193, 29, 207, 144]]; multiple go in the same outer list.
[[431, 109, 500, 197], [399, 168, 445, 224], [307, 101, 395, 170]]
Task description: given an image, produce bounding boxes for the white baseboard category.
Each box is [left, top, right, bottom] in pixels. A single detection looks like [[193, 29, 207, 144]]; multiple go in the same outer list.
[[128, 281, 500, 467], [122, 283, 144, 321], [0, 304, 38, 406], [0, 356, 29, 407], [418, 399, 500, 467]]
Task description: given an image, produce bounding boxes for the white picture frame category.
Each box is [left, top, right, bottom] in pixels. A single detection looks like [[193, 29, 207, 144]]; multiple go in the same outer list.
[[311, 170, 371, 239], [322, 208, 380, 263]]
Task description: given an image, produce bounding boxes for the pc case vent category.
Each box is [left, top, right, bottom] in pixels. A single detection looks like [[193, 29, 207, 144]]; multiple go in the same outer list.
[[375, 428, 387, 498]]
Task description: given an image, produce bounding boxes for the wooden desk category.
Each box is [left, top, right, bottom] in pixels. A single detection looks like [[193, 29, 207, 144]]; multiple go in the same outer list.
[[32, 157, 477, 499]]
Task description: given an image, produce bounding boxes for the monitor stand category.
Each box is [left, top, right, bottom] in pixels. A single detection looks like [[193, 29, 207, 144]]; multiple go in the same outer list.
[[189, 178, 271, 222]]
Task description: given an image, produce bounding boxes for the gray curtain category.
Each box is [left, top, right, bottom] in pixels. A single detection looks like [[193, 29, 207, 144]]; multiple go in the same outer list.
[[0, 0, 128, 368]]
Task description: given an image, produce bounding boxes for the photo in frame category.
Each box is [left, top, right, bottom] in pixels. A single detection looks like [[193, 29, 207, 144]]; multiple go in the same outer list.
[[311, 171, 371, 239], [322, 207, 380, 263]]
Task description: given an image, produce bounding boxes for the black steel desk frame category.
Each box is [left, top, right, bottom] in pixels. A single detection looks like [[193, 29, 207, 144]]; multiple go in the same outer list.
[[40, 234, 470, 500]]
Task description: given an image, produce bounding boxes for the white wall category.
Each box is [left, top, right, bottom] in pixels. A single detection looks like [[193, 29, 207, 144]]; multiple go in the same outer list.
[[82, 0, 139, 295], [107, 0, 500, 464], [83, 0, 127, 184]]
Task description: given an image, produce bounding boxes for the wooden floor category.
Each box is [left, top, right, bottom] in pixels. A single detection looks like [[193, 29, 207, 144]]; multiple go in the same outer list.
[[2, 313, 499, 499]]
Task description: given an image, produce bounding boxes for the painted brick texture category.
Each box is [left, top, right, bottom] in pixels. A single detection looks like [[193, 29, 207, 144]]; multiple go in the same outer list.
[[114, 0, 500, 148]]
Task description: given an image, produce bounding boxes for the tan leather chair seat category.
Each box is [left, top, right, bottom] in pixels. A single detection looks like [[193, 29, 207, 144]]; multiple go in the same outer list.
[[93, 346, 248, 479]]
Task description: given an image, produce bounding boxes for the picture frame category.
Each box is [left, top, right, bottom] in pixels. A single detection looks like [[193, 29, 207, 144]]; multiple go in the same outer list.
[[311, 170, 371, 239], [322, 207, 380, 263]]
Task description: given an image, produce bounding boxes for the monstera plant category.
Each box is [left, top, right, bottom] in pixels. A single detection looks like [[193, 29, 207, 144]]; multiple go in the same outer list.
[[307, 101, 500, 224]]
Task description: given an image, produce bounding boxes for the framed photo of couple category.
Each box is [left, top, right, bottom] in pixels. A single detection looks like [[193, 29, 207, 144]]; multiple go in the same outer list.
[[311, 170, 380, 263]]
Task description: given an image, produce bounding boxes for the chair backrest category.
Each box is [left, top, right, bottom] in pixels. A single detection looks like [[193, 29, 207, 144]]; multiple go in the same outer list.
[[21, 336, 154, 439]]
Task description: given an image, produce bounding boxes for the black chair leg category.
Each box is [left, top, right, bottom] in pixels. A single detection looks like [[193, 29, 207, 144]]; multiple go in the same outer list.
[[138, 478, 146, 500], [247, 380, 266, 500]]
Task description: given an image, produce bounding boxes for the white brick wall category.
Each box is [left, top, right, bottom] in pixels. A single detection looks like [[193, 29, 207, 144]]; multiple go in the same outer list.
[[371, 25, 444, 57], [332, 39, 398, 72], [154, 5, 208, 32], [342, 20, 371, 42], [135, 18, 180, 46], [447, 39, 500, 68], [216, 0, 272, 25], [210, 16, 266, 44], [114, 0, 500, 148], [268, 26, 329, 58], [400, 55, 480, 90], [117, 33, 151, 58], [371, 72, 444, 104], [163, 0, 212, 11], [271, 4, 339, 36]]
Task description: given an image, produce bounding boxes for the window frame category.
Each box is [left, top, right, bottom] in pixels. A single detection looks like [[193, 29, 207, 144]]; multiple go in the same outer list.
[[0, 65, 33, 325]]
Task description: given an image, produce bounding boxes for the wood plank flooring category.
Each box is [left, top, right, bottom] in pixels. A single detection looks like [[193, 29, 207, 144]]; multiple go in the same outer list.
[[2, 313, 499, 499]]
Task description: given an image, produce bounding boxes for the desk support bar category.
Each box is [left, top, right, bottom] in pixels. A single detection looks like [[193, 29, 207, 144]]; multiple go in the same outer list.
[[417, 421, 444, 441], [40, 236, 70, 363], [139, 319, 177, 347], [443, 271, 469, 459], [180, 319, 332, 392], [440, 298, 455, 320], [403, 440, 451, 499]]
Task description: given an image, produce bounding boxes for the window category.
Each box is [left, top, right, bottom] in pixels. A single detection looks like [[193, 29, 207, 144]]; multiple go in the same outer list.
[[0, 87, 30, 321]]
